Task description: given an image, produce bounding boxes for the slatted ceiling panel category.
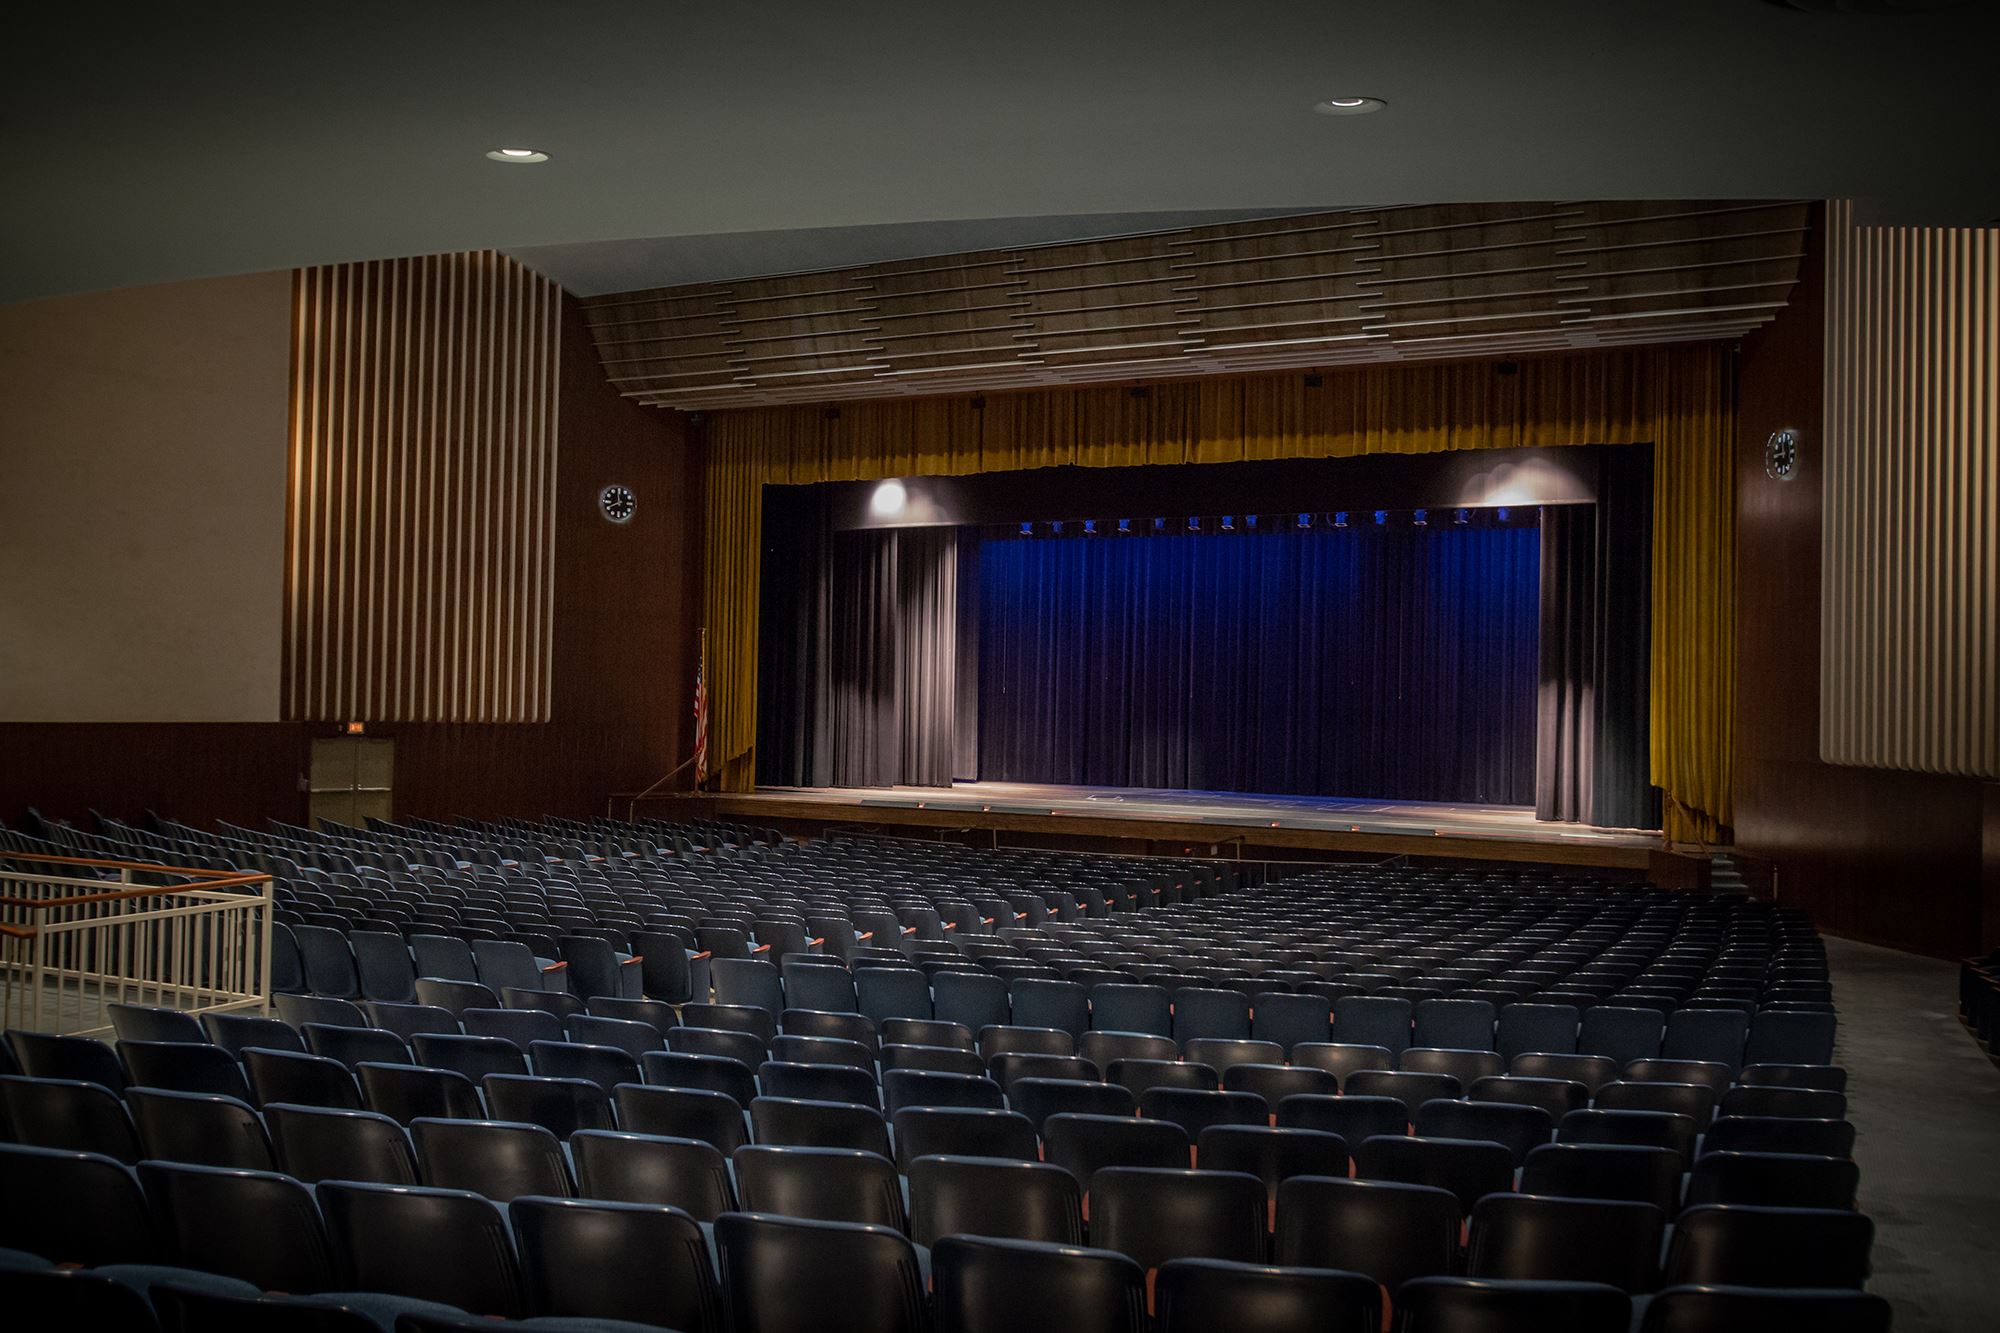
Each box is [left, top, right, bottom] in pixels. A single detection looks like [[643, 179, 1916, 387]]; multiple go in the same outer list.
[[585, 200, 1808, 408], [285, 250, 559, 724], [1822, 199, 1999, 779]]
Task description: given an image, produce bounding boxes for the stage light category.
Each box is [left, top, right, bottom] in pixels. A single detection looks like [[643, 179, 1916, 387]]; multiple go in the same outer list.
[[1373, 510, 1388, 525], [1220, 515, 1235, 531], [1153, 518, 1167, 532], [1187, 516, 1201, 531], [1020, 521, 1034, 536], [1454, 508, 1470, 525], [1051, 520, 1065, 534], [1297, 513, 1312, 530], [1333, 511, 1349, 528], [1083, 519, 1097, 535], [485, 147, 550, 163], [870, 478, 908, 516], [1497, 507, 1511, 523], [1245, 514, 1258, 530], [1117, 518, 1132, 534], [1413, 509, 1428, 526]]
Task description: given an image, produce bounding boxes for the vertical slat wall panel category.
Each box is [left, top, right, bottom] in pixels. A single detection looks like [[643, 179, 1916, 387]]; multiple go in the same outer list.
[[285, 251, 561, 722], [1822, 200, 1999, 778]]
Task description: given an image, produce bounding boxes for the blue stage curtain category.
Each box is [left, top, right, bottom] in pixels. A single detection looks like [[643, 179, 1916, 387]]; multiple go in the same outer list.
[[976, 522, 1541, 805]]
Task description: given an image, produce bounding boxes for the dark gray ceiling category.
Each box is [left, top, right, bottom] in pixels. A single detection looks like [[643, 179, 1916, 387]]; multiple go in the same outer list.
[[5, 0, 1997, 303]]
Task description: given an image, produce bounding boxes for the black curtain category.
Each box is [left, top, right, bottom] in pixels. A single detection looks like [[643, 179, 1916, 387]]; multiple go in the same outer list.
[[758, 491, 960, 787], [1535, 445, 1660, 828], [976, 521, 1541, 805]]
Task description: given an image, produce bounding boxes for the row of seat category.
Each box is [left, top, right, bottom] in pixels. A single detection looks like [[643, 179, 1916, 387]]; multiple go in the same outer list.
[[0, 1138, 1884, 1331]]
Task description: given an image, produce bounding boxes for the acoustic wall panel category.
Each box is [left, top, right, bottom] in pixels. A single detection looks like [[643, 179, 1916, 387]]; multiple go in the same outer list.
[[1822, 199, 1999, 778], [285, 252, 561, 722], [583, 200, 1808, 409]]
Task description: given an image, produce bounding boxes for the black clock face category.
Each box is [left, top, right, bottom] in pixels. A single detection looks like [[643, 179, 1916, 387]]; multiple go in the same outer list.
[[1764, 430, 1800, 481], [600, 484, 637, 523]]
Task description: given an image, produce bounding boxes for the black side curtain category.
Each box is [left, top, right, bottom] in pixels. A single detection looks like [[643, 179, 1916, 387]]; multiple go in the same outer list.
[[758, 491, 959, 787], [1535, 444, 1660, 828], [975, 522, 1541, 805]]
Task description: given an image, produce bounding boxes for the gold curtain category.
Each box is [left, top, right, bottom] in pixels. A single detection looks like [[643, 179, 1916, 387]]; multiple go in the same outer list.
[[704, 345, 1735, 842]]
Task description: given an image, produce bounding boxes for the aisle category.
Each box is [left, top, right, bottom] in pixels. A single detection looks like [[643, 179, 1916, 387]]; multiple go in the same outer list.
[[1827, 937, 2000, 1333]]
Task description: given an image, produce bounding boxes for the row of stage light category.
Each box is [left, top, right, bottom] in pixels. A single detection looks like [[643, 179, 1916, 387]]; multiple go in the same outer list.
[[1012, 506, 1532, 537]]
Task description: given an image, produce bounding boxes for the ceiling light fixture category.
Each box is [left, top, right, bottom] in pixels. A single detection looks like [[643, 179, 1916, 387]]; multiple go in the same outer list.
[[485, 147, 549, 163], [1314, 97, 1386, 116]]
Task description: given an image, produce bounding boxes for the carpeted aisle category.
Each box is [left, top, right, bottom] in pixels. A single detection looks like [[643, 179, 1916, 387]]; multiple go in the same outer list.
[[1827, 936, 2000, 1333]]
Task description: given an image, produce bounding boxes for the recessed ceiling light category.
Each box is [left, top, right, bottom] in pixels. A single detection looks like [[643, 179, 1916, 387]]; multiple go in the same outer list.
[[485, 147, 549, 163], [1314, 97, 1386, 116]]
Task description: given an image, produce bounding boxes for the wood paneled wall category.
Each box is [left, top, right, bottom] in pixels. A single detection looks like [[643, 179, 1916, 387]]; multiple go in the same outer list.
[[584, 201, 1809, 410], [286, 252, 562, 723], [1821, 199, 1999, 779], [1736, 204, 1996, 957]]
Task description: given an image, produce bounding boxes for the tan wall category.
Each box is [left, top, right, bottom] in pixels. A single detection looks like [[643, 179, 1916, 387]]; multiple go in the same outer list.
[[0, 272, 291, 720]]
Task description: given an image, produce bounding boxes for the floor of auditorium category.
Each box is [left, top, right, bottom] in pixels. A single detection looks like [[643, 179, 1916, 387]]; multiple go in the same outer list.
[[756, 781, 1661, 848], [1828, 936, 2000, 1333]]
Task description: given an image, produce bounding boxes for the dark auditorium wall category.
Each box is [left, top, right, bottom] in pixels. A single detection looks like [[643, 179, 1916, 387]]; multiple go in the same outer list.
[[1735, 204, 1996, 957], [0, 293, 702, 832]]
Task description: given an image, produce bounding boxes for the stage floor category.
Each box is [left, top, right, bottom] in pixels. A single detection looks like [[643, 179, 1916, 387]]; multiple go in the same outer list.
[[753, 781, 1662, 851]]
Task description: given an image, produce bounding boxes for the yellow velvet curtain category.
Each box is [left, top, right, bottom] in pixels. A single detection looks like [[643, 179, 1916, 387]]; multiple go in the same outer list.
[[704, 345, 1735, 843]]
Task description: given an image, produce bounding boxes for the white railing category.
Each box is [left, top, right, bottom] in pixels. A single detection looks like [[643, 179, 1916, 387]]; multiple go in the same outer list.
[[1, 852, 274, 1037]]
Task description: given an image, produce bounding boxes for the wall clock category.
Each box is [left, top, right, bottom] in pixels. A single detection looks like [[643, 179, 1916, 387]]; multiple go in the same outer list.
[[1763, 429, 1801, 481], [599, 483, 637, 523]]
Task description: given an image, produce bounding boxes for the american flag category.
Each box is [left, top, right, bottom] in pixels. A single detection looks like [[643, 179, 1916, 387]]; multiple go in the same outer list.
[[692, 628, 708, 786]]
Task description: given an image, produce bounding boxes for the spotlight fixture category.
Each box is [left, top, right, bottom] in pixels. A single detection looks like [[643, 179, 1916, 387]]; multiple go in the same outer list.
[[1497, 507, 1511, 523], [1314, 96, 1386, 116], [1333, 511, 1349, 528], [1220, 515, 1235, 532], [1412, 509, 1428, 527], [1019, 521, 1034, 536], [1153, 518, 1167, 532], [1117, 518, 1132, 534], [869, 479, 908, 517], [1051, 520, 1065, 534], [1454, 508, 1470, 525], [1245, 514, 1258, 530], [1187, 516, 1201, 532], [1297, 513, 1313, 530], [1373, 509, 1388, 525], [1083, 519, 1097, 535], [485, 147, 550, 163]]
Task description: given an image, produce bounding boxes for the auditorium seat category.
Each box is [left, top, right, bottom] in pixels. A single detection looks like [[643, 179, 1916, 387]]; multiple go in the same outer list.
[[1344, 1069, 1462, 1121], [1172, 988, 1252, 1044], [509, 1194, 724, 1333], [715, 1213, 928, 1333], [480, 1073, 614, 1138], [1703, 1114, 1854, 1159], [856, 968, 936, 1025], [1661, 1009, 1752, 1074], [1718, 1085, 1847, 1120], [412, 1117, 573, 1201], [1248, 992, 1333, 1053], [667, 1024, 769, 1068], [1494, 1004, 1580, 1061], [908, 1156, 1085, 1247], [882, 1043, 988, 1076], [118, 1040, 252, 1100], [1510, 1052, 1619, 1094], [1520, 1142, 1683, 1213], [734, 1144, 906, 1230], [463, 1007, 566, 1050], [265, 1103, 418, 1185], [934, 972, 1011, 1034], [1045, 1112, 1191, 1195], [0, 1144, 161, 1266], [316, 1180, 527, 1317], [7, 1030, 127, 1090], [1138, 1086, 1266, 1143], [1090, 1165, 1268, 1273], [882, 1068, 1006, 1114], [128, 1089, 276, 1171], [1108, 1057, 1219, 1097], [1195, 1124, 1350, 1201], [1664, 1204, 1874, 1288], [106, 1003, 207, 1046], [1639, 1284, 1892, 1333], [752, 1095, 892, 1156], [1393, 1276, 1631, 1333], [1275, 1176, 1461, 1292], [1739, 1061, 1847, 1091], [880, 1017, 972, 1051], [1743, 1010, 1838, 1067], [303, 1023, 411, 1070], [350, 931, 421, 1003], [759, 1059, 879, 1108], [403, 1033, 525, 1086], [1577, 1007, 1667, 1068], [413, 978, 501, 1016], [613, 1084, 748, 1152], [582, 995, 682, 1038], [1, 1075, 143, 1160], [1224, 1061, 1340, 1107], [1684, 1150, 1860, 1210], [1291, 1041, 1395, 1086], [136, 1160, 338, 1293], [1354, 1133, 1515, 1212], [276, 994, 369, 1029], [1466, 1193, 1665, 1291], [1333, 997, 1413, 1056], [1413, 1099, 1554, 1166], [929, 1234, 1147, 1333], [1090, 983, 1174, 1037], [570, 1129, 736, 1219], [1008, 1075, 1134, 1130], [640, 1051, 760, 1107], [202, 1013, 304, 1058], [1154, 1257, 1380, 1333], [1625, 1058, 1733, 1095], [1466, 1074, 1588, 1121], [1276, 1092, 1410, 1144], [1558, 1107, 1698, 1165], [1399, 1047, 1505, 1085], [356, 1061, 486, 1124]]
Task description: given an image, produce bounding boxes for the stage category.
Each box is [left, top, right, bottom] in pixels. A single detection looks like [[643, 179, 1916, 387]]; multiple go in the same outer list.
[[633, 781, 1706, 882]]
